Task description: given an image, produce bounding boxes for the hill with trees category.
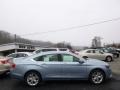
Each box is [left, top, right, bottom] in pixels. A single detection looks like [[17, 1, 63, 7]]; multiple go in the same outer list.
[[0, 30, 74, 48]]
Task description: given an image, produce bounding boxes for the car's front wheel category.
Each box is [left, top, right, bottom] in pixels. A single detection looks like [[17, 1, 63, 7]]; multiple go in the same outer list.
[[25, 71, 41, 87], [89, 70, 105, 85]]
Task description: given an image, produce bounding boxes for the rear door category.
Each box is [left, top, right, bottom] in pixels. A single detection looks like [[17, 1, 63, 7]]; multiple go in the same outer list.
[[85, 50, 95, 58], [93, 50, 104, 60], [34, 54, 63, 79]]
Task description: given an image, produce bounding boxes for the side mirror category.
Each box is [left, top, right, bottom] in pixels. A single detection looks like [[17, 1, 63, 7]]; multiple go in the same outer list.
[[78, 60, 84, 64]]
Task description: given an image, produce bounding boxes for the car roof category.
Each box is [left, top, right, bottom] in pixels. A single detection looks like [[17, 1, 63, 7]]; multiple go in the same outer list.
[[80, 49, 100, 53], [81, 49, 94, 51], [34, 48, 68, 51], [27, 51, 80, 59], [36, 51, 71, 55], [7, 52, 32, 56]]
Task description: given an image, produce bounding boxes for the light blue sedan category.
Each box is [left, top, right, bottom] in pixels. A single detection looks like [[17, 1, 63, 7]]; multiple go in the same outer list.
[[10, 51, 112, 86]]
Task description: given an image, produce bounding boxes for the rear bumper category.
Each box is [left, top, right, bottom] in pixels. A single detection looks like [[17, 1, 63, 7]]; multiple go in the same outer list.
[[0, 69, 10, 75], [0, 64, 11, 75]]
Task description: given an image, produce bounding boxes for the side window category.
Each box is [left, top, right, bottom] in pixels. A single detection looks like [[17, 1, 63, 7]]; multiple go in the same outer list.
[[43, 54, 58, 62], [15, 54, 20, 58], [8, 54, 16, 58], [61, 54, 79, 62], [93, 50, 95, 53], [34, 54, 59, 62], [86, 50, 91, 53], [95, 50, 100, 53], [19, 54, 27, 57], [42, 49, 57, 52], [23, 54, 28, 57], [59, 49, 67, 51], [34, 56, 43, 61], [35, 50, 42, 54]]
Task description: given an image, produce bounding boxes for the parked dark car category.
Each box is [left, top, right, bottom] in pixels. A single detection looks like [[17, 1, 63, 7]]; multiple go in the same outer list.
[[116, 49, 120, 53], [99, 48, 119, 58]]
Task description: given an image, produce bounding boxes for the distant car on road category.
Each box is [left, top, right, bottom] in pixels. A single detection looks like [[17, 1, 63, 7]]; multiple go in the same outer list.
[[79, 49, 113, 62], [7, 52, 32, 59], [10, 51, 112, 86]]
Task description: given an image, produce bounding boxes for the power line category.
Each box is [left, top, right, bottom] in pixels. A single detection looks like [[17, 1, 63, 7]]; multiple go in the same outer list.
[[20, 17, 120, 36]]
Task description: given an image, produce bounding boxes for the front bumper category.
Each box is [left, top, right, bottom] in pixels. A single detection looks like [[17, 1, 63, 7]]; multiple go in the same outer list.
[[105, 68, 112, 79]]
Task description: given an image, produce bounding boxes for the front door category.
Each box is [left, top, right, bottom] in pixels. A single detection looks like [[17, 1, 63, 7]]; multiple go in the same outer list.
[[60, 54, 87, 79]]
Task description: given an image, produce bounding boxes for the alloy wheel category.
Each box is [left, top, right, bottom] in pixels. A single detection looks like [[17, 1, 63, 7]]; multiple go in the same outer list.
[[90, 70, 105, 84], [26, 72, 40, 86]]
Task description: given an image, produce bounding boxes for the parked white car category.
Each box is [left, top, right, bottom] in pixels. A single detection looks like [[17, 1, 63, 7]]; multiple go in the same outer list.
[[78, 49, 113, 62], [33, 48, 70, 54], [7, 52, 32, 59]]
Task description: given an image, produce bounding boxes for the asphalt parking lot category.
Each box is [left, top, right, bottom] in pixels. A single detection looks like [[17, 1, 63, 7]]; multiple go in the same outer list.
[[0, 58, 120, 90]]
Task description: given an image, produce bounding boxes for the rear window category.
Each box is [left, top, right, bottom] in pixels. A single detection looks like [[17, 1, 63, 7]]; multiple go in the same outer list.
[[86, 50, 92, 53], [42, 49, 57, 52], [8, 54, 16, 58], [59, 49, 67, 51], [17, 53, 28, 57]]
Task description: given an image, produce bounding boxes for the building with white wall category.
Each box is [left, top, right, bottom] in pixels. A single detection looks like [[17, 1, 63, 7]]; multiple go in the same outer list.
[[0, 43, 41, 56]]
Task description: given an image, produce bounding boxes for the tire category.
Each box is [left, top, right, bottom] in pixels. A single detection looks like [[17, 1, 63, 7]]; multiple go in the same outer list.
[[89, 69, 105, 85], [106, 56, 112, 62], [117, 54, 119, 58], [114, 54, 118, 58], [24, 71, 41, 87]]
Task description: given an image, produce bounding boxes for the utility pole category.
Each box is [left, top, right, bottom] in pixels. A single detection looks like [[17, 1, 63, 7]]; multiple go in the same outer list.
[[14, 34, 17, 53]]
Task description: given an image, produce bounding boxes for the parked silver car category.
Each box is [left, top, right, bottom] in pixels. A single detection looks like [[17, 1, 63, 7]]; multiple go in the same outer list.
[[7, 52, 32, 59], [79, 49, 113, 62], [33, 48, 70, 54], [10, 51, 112, 86]]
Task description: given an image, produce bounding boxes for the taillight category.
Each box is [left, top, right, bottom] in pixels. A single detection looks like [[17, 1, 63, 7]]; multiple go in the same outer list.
[[5, 58, 16, 69], [0, 60, 9, 64], [11, 63, 16, 68], [8, 59, 16, 69]]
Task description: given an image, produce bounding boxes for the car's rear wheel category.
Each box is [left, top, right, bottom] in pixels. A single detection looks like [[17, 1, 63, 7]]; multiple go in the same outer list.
[[25, 71, 41, 87], [106, 56, 112, 62], [89, 70, 105, 85]]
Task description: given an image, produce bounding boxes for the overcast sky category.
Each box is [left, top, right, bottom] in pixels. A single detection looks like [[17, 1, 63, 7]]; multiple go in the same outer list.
[[0, 0, 120, 46]]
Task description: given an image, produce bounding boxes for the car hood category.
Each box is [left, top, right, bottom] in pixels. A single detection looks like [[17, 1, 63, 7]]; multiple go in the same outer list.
[[85, 58, 109, 66]]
